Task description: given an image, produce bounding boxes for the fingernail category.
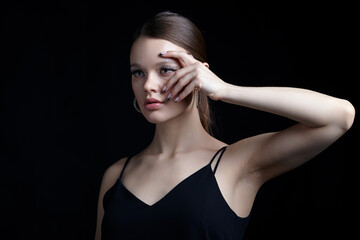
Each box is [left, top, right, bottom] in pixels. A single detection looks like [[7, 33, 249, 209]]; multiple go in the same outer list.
[[162, 85, 167, 93], [174, 97, 179, 102], [167, 93, 172, 100], [160, 51, 167, 56]]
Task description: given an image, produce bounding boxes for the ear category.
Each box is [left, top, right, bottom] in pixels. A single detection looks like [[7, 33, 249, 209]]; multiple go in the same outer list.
[[203, 62, 210, 68]]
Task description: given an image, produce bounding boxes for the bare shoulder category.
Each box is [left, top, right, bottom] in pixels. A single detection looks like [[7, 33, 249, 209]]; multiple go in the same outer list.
[[100, 157, 128, 193], [222, 132, 276, 177], [104, 157, 128, 177], [226, 132, 274, 159]]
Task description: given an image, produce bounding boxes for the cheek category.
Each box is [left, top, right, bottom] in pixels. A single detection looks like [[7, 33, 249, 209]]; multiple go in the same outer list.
[[132, 80, 143, 95]]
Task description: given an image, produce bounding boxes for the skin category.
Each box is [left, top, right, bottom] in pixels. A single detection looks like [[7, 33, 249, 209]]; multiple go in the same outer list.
[[94, 37, 355, 240]]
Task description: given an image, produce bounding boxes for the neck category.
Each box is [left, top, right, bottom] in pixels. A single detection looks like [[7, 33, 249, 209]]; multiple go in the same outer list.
[[147, 106, 211, 156]]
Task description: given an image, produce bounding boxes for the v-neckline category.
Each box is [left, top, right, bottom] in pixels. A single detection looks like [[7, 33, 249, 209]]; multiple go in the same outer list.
[[119, 163, 211, 207]]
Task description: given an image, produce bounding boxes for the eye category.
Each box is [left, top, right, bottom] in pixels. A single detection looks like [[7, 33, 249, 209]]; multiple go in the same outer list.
[[130, 69, 145, 78], [160, 65, 177, 75]]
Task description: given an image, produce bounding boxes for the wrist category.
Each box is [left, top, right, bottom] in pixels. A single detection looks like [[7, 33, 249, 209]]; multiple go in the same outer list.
[[215, 82, 236, 101]]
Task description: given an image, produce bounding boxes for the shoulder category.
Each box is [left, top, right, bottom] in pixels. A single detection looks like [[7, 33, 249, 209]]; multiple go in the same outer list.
[[104, 157, 128, 177], [100, 157, 128, 193], [95, 157, 129, 239], [222, 133, 276, 176], [226, 133, 274, 159]]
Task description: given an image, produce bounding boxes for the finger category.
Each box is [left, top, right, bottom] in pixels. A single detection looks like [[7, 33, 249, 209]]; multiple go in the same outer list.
[[176, 81, 198, 103], [162, 64, 196, 94], [160, 50, 196, 67], [170, 71, 197, 101]]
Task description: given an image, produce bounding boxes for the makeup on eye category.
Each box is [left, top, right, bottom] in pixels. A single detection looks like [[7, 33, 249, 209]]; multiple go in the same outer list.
[[130, 68, 144, 77], [159, 65, 178, 75], [130, 65, 178, 78]]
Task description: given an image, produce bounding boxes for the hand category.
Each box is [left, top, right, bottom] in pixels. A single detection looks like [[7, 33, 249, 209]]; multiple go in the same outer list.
[[160, 51, 226, 102]]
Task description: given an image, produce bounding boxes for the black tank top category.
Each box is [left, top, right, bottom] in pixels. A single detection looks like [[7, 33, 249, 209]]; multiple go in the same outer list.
[[102, 146, 250, 240]]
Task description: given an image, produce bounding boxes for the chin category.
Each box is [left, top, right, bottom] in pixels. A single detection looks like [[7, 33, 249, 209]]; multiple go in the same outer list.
[[142, 111, 177, 124], [141, 105, 189, 124]]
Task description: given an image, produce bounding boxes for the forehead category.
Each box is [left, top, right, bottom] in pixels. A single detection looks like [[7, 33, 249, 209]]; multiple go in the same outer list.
[[130, 37, 185, 66]]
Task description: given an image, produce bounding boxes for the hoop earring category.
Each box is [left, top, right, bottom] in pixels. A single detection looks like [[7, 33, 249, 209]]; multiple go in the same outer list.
[[133, 97, 141, 113], [195, 89, 200, 109]]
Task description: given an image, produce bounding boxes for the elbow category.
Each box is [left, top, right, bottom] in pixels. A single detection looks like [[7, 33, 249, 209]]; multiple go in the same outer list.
[[340, 99, 355, 131]]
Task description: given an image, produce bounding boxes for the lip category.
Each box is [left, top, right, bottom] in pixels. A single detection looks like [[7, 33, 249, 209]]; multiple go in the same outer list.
[[144, 98, 164, 110]]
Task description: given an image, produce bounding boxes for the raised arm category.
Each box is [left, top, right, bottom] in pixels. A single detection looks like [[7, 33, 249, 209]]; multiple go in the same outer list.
[[217, 85, 355, 182], [160, 50, 355, 184]]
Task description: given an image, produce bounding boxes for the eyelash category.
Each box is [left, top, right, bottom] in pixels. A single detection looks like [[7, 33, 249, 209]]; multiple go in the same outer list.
[[159, 66, 177, 74], [130, 69, 144, 77], [130, 65, 178, 78]]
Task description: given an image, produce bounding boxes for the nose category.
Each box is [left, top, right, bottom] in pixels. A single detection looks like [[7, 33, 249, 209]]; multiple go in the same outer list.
[[143, 72, 160, 93]]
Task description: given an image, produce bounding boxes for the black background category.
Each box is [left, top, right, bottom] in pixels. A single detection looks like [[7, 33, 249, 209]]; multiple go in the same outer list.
[[1, 1, 357, 239]]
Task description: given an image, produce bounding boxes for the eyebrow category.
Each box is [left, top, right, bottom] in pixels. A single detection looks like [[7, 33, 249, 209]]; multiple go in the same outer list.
[[130, 59, 179, 68], [130, 63, 141, 68]]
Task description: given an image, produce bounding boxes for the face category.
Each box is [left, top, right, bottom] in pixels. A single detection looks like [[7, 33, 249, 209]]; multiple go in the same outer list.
[[130, 37, 193, 124]]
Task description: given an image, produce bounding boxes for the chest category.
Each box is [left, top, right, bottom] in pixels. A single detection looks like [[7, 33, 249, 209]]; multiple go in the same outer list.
[[122, 158, 213, 206], [102, 166, 249, 240]]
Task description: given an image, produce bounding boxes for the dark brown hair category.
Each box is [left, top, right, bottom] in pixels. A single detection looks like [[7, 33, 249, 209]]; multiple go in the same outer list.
[[132, 11, 214, 135]]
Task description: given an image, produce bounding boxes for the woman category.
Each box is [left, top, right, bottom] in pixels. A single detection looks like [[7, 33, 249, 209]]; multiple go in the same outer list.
[[95, 11, 355, 240]]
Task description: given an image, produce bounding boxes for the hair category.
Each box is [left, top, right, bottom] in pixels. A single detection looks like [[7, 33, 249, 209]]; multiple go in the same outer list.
[[132, 11, 214, 135]]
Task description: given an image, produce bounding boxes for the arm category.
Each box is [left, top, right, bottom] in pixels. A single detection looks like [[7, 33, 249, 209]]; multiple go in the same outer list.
[[95, 158, 126, 240], [218, 84, 355, 183], [160, 50, 355, 184]]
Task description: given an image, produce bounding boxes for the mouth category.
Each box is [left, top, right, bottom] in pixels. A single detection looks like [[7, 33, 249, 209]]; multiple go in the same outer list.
[[144, 98, 164, 110]]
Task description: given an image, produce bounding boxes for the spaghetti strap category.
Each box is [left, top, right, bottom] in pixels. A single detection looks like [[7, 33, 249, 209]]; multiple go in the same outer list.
[[102, 144, 250, 240], [119, 155, 133, 180], [209, 146, 227, 173], [213, 147, 226, 174]]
